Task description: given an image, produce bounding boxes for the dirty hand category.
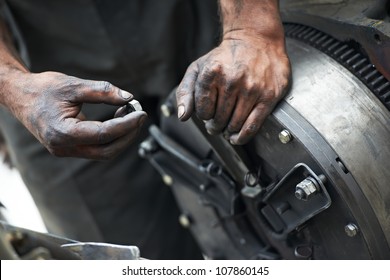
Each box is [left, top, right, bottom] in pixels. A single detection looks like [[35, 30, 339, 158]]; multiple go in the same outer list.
[[6, 71, 147, 159], [176, 33, 290, 145]]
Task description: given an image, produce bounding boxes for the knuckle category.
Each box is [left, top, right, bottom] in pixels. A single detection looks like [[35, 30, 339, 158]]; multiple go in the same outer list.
[[224, 78, 239, 96], [278, 76, 290, 94], [196, 79, 211, 92], [43, 128, 64, 148], [176, 87, 189, 99], [263, 89, 278, 103], [100, 81, 114, 93], [197, 66, 220, 90], [188, 60, 199, 71]]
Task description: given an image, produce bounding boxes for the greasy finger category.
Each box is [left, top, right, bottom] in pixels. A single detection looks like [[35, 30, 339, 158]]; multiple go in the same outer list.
[[54, 129, 140, 160], [229, 104, 273, 145], [73, 80, 133, 105], [204, 86, 237, 135], [194, 68, 218, 120], [176, 62, 198, 121], [225, 90, 258, 136], [64, 111, 147, 146], [114, 105, 129, 118]]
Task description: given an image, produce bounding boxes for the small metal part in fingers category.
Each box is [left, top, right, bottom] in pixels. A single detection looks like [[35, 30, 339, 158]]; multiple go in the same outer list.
[[126, 99, 143, 113]]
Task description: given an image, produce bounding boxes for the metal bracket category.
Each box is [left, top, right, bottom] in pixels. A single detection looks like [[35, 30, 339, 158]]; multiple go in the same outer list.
[[260, 163, 331, 234]]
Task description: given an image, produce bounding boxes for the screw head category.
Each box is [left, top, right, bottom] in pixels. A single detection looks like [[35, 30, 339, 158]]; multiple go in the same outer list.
[[162, 174, 173, 186], [279, 129, 293, 144], [179, 214, 192, 228], [345, 223, 359, 237]]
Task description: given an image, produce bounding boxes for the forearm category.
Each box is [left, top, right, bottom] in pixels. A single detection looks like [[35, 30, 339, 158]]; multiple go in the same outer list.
[[0, 18, 29, 108], [219, 0, 284, 42]]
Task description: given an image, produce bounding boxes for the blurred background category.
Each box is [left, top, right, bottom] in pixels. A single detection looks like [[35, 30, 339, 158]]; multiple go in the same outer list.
[[0, 152, 46, 232]]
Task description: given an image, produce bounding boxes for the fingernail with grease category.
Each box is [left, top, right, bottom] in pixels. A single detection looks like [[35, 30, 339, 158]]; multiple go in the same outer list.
[[229, 135, 238, 145], [177, 105, 185, 119], [121, 90, 133, 100]]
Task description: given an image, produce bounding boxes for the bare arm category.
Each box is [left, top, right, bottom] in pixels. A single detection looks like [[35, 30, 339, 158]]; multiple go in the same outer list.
[[0, 18, 147, 160], [176, 0, 290, 144]]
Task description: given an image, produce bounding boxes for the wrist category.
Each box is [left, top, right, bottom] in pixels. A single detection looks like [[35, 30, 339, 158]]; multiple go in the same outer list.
[[220, 0, 284, 43], [0, 68, 30, 114]]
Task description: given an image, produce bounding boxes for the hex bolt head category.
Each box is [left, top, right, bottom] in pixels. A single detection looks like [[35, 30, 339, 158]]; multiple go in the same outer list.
[[295, 177, 319, 201], [279, 129, 293, 144], [345, 223, 359, 237]]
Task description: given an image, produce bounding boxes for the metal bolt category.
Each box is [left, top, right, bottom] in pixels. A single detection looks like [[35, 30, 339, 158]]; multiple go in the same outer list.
[[245, 172, 258, 187], [279, 129, 293, 144], [179, 214, 192, 228], [160, 103, 174, 118], [295, 177, 319, 201], [162, 174, 173, 186], [138, 138, 158, 158], [345, 223, 359, 237]]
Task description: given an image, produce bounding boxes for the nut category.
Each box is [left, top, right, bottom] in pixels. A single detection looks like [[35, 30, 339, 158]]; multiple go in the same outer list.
[[126, 99, 143, 113], [295, 177, 318, 201]]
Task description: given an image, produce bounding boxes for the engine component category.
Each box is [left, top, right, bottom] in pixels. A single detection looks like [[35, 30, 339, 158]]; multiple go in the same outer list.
[[143, 7, 390, 258]]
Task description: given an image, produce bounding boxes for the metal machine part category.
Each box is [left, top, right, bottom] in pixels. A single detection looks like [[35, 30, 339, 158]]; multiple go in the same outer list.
[[143, 3, 390, 258], [0, 221, 142, 260], [126, 99, 143, 113]]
